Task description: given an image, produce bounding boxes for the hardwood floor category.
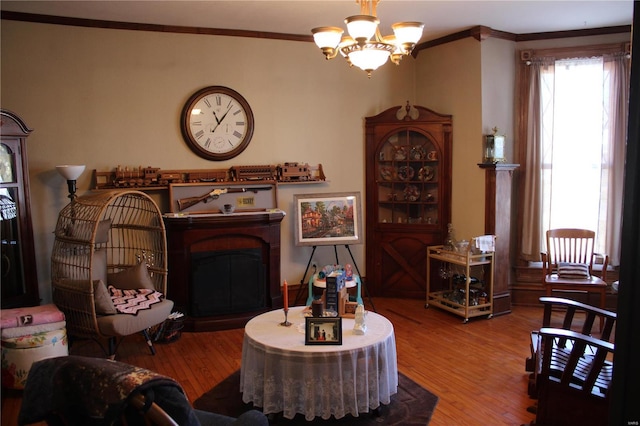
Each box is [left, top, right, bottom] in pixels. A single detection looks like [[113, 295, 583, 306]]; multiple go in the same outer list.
[[2, 298, 552, 425]]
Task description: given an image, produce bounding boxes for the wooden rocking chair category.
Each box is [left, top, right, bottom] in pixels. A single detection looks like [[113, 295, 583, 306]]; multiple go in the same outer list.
[[525, 297, 616, 426], [525, 296, 616, 397], [534, 327, 614, 425]]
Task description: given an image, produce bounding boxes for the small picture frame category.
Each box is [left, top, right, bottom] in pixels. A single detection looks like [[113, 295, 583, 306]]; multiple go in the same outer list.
[[342, 301, 358, 318], [305, 317, 342, 345]]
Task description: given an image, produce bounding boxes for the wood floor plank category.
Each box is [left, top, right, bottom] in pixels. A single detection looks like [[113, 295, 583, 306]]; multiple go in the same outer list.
[[1, 298, 542, 425]]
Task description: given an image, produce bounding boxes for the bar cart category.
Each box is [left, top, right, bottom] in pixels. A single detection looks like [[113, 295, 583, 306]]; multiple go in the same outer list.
[[426, 244, 494, 323]]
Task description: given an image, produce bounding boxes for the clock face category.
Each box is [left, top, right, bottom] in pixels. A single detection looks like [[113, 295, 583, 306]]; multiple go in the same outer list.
[[180, 86, 254, 161]]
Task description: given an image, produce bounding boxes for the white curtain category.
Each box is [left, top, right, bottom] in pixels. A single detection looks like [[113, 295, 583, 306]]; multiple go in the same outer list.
[[603, 53, 629, 266], [519, 58, 546, 261]]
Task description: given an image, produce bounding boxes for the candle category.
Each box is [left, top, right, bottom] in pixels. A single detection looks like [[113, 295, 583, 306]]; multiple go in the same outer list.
[[283, 280, 289, 312], [312, 299, 323, 317]]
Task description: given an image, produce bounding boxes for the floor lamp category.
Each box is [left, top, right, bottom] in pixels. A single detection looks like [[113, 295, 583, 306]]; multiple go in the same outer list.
[[56, 165, 85, 201]]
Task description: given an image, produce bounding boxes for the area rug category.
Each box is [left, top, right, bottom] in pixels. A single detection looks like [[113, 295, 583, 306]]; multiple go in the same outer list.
[[194, 370, 438, 425]]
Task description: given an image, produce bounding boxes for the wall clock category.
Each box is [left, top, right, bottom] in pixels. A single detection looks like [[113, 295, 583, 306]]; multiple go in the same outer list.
[[180, 86, 254, 161]]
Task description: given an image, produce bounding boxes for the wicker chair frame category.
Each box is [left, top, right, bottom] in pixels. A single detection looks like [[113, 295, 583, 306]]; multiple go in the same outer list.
[[51, 190, 169, 356]]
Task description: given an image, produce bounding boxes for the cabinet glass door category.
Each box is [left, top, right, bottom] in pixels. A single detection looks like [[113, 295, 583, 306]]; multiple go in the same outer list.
[[1, 143, 27, 301], [376, 130, 439, 225]]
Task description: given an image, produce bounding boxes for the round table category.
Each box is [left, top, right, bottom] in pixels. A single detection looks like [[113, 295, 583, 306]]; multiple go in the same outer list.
[[240, 306, 397, 420]]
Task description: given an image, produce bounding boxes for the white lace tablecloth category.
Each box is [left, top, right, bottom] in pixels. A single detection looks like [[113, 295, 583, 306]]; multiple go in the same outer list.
[[240, 306, 398, 420]]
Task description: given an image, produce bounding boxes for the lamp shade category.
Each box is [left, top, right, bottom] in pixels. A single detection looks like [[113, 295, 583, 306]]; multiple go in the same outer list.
[[345, 15, 379, 43], [56, 165, 85, 181], [312, 27, 344, 49], [392, 22, 424, 47], [348, 44, 391, 72]]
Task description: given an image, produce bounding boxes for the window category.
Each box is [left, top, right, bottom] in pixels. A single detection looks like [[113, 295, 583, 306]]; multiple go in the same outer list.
[[517, 44, 629, 266], [541, 58, 608, 251]]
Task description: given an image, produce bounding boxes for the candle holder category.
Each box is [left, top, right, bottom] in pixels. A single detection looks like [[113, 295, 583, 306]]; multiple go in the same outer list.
[[279, 309, 292, 327]]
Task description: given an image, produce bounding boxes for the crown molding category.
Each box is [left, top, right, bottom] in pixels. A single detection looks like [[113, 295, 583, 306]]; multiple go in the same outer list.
[[2, 10, 631, 54], [413, 24, 631, 57], [0, 11, 313, 43]]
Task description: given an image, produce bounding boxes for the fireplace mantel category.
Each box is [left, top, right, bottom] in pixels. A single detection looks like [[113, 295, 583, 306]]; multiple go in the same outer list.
[[164, 210, 285, 331]]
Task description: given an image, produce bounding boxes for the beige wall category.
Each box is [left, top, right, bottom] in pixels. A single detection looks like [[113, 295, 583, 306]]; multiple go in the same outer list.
[[481, 37, 516, 162], [414, 37, 485, 240], [516, 33, 630, 50], [1, 20, 416, 302]]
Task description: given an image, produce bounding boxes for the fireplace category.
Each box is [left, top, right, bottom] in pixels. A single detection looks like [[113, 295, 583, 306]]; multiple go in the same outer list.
[[191, 248, 265, 317], [164, 211, 285, 331]]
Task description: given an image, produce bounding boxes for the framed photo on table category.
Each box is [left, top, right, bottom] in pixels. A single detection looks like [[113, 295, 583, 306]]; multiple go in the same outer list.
[[293, 192, 363, 246], [305, 317, 342, 345]]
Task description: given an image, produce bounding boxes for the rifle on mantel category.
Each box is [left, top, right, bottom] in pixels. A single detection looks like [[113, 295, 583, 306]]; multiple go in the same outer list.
[[177, 187, 272, 211]]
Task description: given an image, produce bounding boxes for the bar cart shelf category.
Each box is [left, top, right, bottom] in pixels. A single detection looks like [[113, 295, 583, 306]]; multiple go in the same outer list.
[[426, 245, 494, 323]]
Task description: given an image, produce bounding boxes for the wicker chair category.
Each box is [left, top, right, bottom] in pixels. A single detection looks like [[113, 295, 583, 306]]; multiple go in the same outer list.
[[51, 190, 173, 358]]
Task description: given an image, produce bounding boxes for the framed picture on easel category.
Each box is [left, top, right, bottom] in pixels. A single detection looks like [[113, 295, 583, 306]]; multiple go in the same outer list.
[[293, 192, 363, 246]]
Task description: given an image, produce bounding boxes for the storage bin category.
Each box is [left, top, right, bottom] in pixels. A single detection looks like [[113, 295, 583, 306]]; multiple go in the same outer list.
[[1, 327, 68, 389], [1, 304, 68, 389]]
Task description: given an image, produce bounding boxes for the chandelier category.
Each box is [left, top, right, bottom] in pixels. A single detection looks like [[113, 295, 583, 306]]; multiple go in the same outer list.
[[311, 0, 423, 78]]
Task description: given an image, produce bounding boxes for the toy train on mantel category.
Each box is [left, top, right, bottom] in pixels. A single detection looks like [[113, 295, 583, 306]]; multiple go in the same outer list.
[[93, 162, 325, 189]]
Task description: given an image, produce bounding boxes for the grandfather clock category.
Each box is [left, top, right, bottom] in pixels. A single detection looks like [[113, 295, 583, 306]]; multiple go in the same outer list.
[[478, 162, 519, 315], [1, 109, 40, 308]]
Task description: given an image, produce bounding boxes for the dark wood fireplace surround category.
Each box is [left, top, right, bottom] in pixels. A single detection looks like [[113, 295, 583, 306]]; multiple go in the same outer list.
[[164, 211, 285, 332]]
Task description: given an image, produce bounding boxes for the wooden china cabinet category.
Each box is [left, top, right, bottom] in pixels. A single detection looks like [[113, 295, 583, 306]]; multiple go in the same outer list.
[[365, 104, 452, 298], [1, 109, 40, 308]]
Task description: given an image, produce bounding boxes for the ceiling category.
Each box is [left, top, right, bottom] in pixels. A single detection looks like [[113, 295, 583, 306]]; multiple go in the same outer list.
[[0, 1, 634, 43]]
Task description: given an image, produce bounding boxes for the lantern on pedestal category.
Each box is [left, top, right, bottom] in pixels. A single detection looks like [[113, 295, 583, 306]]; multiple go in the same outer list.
[[484, 127, 506, 164]]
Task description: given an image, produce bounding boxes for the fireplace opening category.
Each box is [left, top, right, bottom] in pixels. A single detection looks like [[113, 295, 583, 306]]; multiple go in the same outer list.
[[190, 247, 266, 317]]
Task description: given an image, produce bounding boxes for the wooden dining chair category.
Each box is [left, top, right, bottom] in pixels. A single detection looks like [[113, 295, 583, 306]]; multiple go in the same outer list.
[[541, 228, 609, 314]]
